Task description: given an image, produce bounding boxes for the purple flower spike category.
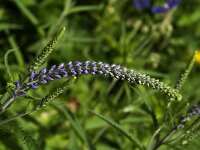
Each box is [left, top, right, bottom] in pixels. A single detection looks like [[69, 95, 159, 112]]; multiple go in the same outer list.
[[30, 84, 38, 89], [58, 63, 65, 69], [133, 0, 151, 10]]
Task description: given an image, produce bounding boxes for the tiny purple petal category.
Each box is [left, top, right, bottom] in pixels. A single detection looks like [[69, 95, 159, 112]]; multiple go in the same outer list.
[[115, 65, 121, 70], [58, 63, 65, 69], [76, 61, 82, 66], [50, 65, 56, 70], [61, 71, 68, 77], [92, 62, 96, 66], [84, 70, 89, 74], [30, 71, 35, 78], [46, 76, 54, 81], [55, 75, 62, 78], [40, 75, 46, 79], [40, 68, 47, 75], [77, 69, 83, 74], [71, 71, 77, 76], [85, 61, 90, 66], [34, 74, 39, 79], [68, 61, 73, 68], [21, 90, 27, 96], [30, 84, 38, 89], [14, 81, 20, 88], [13, 91, 18, 96], [38, 80, 47, 85]]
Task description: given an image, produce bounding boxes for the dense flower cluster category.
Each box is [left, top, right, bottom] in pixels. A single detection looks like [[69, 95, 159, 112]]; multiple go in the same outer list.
[[133, 0, 180, 13], [177, 101, 200, 128], [13, 61, 182, 100]]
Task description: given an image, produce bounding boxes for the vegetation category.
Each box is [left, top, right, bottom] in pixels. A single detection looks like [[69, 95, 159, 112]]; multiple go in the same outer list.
[[0, 0, 200, 149]]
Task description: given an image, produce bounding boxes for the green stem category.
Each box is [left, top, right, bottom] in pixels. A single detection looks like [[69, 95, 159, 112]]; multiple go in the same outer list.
[[0, 109, 34, 126], [153, 129, 177, 150]]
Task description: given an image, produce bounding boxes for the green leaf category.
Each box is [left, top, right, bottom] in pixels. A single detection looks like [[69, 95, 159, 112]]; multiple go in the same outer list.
[[90, 110, 145, 150], [4, 49, 15, 82], [5, 31, 25, 67], [51, 104, 96, 150], [1, 123, 39, 150]]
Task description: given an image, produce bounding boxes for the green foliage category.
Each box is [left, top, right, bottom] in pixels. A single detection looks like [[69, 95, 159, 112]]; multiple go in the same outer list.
[[1, 123, 39, 150], [0, 0, 200, 149], [90, 110, 145, 150], [52, 104, 96, 150]]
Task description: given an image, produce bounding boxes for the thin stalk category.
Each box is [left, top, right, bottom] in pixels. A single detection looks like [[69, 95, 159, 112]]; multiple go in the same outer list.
[[0, 109, 34, 126], [153, 128, 178, 150]]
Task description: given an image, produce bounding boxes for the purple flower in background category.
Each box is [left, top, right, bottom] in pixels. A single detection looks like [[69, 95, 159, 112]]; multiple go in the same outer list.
[[133, 0, 151, 10], [176, 101, 200, 129], [132, 0, 180, 14], [151, 4, 170, 13], [152, 0, 180, 14], [168, 0, 180, 8]]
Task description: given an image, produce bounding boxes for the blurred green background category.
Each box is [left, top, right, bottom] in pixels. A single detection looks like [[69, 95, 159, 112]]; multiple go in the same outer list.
[[0, 0, 200, 149]]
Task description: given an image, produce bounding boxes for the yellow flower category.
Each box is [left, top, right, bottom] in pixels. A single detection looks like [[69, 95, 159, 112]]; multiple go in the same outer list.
[[195, 50, 200, 64]]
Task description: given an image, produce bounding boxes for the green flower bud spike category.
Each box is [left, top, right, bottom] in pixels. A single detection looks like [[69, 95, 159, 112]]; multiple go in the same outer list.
[[29, 27, 66, 71], [35, 77, 76, 110], [175, 51, 197, 92]]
